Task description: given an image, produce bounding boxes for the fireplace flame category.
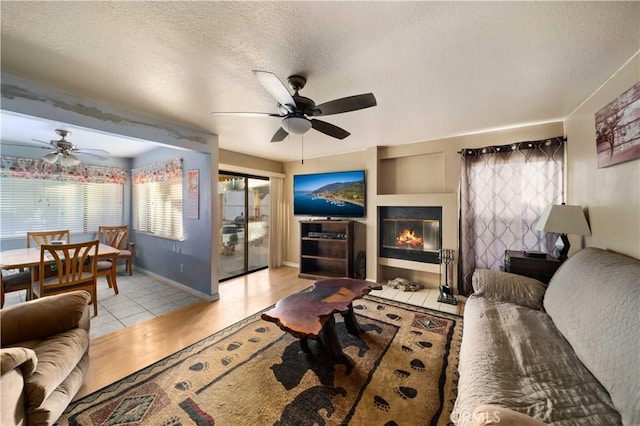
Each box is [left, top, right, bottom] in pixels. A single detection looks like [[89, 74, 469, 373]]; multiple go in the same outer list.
[[396, 229, 423, 247]]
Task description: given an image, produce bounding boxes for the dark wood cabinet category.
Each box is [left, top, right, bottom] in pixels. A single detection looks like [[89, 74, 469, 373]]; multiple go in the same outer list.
[[299, 220, 354, 280], [504, 250, 561, 284]]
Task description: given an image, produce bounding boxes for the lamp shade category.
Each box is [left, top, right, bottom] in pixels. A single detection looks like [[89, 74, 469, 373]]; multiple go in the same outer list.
[[281, 116, 311, 134], [535, 204, 591, 236], [61, 154, 81, 167], [43, 152, 60, 164]]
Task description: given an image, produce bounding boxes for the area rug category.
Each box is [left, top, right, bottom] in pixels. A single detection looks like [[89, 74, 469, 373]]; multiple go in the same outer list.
[[58, 295, 462, 426]]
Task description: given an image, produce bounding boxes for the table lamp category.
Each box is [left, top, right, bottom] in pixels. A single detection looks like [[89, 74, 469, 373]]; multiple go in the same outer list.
[[535, 204, 591, 261]]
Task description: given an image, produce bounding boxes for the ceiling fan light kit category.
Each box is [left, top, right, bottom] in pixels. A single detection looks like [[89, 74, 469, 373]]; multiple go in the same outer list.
[[212, 70, 377, 143], [61, 154, 81, 167], [281, 116, 311, 134], [42, 152, 60, 164]]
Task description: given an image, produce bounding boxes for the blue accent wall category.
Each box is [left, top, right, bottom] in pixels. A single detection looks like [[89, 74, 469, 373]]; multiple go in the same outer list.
[[131, 147, 212, 295]]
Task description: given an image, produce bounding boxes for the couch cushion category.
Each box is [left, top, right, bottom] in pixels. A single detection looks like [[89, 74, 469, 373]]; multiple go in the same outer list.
[[453, 296, 621, 425], [472, 269, 547, 310], [543, 248, 640, 426], [1, 347, 37, 376], [26, 351, 90, 426], [1, 291, 91, 346], [23, 328, 89, 409], [1, 368, 27, 426]]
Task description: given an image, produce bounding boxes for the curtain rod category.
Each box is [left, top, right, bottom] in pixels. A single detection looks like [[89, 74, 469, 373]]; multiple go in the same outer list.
[[456, 136, 566, 155]]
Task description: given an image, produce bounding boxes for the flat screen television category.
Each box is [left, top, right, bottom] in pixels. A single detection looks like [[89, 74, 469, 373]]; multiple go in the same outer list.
[[293, 170, 366, 218]]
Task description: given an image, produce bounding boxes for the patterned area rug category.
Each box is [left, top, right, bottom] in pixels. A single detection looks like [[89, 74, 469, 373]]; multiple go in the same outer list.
[[59, 295, 462, 426]]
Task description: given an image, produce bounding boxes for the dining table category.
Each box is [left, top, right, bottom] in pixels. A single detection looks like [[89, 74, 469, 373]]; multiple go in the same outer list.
[[0, 244, 120, 270], [0, 243, 121, 293]]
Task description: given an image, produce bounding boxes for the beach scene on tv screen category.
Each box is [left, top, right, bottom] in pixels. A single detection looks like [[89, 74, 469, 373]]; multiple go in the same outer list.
[[294, 171, 365, 217]]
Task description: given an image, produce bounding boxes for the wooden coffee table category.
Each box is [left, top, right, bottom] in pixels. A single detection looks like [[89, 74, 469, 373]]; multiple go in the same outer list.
[[261, 278, 382, 372]]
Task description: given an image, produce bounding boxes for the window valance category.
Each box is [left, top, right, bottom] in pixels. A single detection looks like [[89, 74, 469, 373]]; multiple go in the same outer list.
[[0, 156, 127, 184], [131, 158, 182, 184], [459, 136, 566, 158]]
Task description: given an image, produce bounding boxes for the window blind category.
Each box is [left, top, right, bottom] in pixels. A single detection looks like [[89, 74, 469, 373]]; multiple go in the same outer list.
[[132, 158, 183, 241], [0, 179, 124, 238]]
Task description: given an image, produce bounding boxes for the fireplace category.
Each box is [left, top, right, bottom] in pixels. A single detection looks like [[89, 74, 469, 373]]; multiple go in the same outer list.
[[379, 206, 442, 264]]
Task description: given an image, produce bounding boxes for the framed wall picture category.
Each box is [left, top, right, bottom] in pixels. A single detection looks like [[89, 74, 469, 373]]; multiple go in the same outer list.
[[187, 169, 199, 219], [595, 81, 640, 168]]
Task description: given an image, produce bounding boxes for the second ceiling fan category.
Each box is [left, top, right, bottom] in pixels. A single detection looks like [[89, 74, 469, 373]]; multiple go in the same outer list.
[[213, 71, 377, 142]]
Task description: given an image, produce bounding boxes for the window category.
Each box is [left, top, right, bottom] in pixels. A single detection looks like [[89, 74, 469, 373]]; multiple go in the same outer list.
[[0, 157, 126, 238], [458, 137, 565, 295], [132, 158, 183, 241]]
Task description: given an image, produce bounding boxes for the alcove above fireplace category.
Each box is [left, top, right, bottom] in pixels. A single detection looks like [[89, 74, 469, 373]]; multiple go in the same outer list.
[[379, 206, 442, 264]]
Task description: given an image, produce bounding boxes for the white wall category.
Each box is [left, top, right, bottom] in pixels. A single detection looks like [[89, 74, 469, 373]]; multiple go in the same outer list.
[[564, 52, 640, 259]]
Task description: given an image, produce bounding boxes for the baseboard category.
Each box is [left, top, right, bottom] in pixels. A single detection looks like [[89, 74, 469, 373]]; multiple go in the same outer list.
[[283, 261, 299, 268], [134, 268, 219, 302]]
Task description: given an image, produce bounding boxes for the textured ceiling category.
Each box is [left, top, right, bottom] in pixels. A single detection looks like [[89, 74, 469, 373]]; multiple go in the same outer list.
[[1, 2, 639, 162]]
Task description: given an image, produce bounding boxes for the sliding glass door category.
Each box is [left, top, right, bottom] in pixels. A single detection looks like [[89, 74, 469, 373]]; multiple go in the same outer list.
[[219, 172, 269, 280]]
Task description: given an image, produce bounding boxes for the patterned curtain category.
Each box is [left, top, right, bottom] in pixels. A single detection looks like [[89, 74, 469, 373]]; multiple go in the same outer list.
[[458, 137, 565, 296], [131, 158, 182, 183], [0, 156, 127, 184]]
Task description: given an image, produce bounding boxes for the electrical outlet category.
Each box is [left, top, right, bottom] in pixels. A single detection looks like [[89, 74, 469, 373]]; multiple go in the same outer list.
[[180, 264, 184, 273]]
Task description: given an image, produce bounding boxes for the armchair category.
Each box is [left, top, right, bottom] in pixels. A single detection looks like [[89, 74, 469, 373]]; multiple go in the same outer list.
[[1, 291, 91, 425]]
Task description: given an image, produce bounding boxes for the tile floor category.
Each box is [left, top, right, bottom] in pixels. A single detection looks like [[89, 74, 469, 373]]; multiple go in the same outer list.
[[369, 283, 464, 315], [3, 272, 202, 339]]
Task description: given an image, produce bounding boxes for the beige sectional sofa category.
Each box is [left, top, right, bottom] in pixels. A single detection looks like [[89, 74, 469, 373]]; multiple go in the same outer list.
[[452, 248, 639, 425], [1, 291, 91, 426]]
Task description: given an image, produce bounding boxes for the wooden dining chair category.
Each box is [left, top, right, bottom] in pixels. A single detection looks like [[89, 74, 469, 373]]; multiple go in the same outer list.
[[95, 230, 126, 294], [98, 225, 135, 275], [32, 240, 99, 316], [27, 229, 71, 248], [1, 268, 32, 308]]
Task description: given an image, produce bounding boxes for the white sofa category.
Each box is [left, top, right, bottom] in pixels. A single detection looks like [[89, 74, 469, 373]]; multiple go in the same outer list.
[[452, 247, 639, 425]]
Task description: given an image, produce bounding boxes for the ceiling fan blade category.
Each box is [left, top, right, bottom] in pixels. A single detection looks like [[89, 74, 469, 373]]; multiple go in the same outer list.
[[75, 152, 109, 161], [252, 70, 296, 112], [32, 139, 57, 148], [75, 148, 110, 156], [2, 141, 54, 151], [271, 127, 289, 143], [211, 112, 283, 117], [310, 119, 351, 140], [312, 93, 377, 116]]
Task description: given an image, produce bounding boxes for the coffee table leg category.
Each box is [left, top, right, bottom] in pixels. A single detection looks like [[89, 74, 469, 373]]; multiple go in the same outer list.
[[300, 338, 310, 353], [320, 316, 354, 373], [342, 302, 362, 336]]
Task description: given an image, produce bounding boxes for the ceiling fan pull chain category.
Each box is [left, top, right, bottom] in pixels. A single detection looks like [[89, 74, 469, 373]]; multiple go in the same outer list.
[[301, 134, 304, 165]]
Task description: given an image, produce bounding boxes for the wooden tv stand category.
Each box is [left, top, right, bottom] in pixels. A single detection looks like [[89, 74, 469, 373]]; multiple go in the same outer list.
[[299, 220, 354, 279]]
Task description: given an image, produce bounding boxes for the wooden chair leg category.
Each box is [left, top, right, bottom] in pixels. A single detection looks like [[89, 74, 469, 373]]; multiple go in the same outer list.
[[110, 263, 119, 294], [110, 275, 119, 294], [93, 288, 98, 316], [127, 258, 133, 275]]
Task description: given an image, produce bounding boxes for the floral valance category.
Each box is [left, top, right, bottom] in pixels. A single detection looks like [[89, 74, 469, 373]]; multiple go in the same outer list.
[[131, 158, 182, 184], [0, 156, 127, 184]]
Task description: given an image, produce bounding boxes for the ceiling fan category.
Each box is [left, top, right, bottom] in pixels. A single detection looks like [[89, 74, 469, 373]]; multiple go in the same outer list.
[[4, 129, 110, 166], [212, 70, 377, 142]]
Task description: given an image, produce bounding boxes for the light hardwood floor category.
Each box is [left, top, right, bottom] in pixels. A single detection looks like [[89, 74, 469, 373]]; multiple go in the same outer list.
[[78, 266, 312, 399]]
